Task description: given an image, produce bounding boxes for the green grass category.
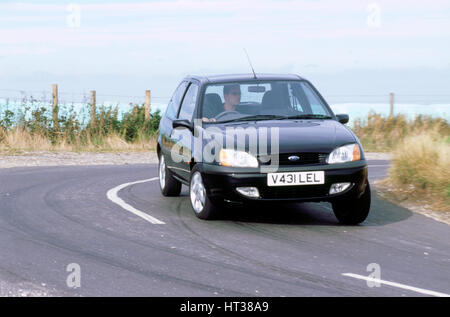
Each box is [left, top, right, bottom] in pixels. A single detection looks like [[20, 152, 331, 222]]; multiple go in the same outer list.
[[0, 104, 161, 152]]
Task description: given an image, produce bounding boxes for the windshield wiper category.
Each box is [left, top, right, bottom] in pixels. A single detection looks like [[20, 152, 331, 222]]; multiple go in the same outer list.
[[280, 114, 333, 120], [217, 114, 285, 123]]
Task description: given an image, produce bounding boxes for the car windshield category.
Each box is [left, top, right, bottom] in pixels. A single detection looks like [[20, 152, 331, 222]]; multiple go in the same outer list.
[[201, 80, 334, 123]]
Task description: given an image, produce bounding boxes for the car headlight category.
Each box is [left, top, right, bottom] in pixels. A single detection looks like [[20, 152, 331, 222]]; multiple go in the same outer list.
[[327, 143, 361, 164], [219, 149, 259, 168]]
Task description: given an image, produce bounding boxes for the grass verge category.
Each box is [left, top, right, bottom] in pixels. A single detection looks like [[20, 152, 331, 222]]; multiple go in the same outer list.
[[379, 132, 450, 211]]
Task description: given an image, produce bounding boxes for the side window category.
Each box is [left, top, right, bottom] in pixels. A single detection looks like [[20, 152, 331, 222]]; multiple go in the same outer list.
[[165, 81, 188, 119], [178, 83, 199, 121]]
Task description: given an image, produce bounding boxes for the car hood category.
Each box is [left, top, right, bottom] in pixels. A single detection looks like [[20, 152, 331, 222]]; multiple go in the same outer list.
[[202, 119, 357, 155]]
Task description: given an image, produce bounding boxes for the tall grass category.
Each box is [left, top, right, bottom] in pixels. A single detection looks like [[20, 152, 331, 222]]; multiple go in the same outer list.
[[0, 103, 161, 153], [388, 132, 450, 209], [353, 112, 450, 152], [354, 112, 450, 208]]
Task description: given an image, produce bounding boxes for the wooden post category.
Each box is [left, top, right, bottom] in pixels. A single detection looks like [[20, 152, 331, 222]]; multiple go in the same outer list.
[[389, 92, 394, 117], [52, 84, 59, 132], [90, 90, 96, 128], [145, 90, 151, 121]]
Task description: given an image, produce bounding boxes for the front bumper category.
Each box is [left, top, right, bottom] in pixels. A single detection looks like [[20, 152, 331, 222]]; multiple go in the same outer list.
[[198, 161, 368, 204]]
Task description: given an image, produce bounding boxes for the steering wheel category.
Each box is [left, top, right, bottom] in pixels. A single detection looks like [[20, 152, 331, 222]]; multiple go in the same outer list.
[[214, 110, 241, 120]]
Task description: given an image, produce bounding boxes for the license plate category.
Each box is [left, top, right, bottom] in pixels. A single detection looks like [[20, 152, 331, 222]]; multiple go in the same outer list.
[[267, 171, 325, 186]]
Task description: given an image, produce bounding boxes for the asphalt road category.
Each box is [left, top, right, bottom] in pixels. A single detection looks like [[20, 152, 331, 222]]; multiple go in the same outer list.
[[0, 160, 449, 297]]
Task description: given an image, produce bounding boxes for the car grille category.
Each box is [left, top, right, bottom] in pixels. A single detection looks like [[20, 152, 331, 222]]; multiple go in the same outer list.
[[258, 153, 328, 166]]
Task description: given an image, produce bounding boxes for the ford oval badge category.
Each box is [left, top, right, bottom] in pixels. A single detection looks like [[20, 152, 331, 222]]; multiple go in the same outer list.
[[288, 155, 300, 161]]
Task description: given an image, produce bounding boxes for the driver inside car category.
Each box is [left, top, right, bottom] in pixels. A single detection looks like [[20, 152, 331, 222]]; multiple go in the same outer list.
[[202, 84, 241, 122]]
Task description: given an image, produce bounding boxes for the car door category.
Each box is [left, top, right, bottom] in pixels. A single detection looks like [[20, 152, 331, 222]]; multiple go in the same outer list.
[[159, 81, 189, 170], [170, 81, 200, 181]]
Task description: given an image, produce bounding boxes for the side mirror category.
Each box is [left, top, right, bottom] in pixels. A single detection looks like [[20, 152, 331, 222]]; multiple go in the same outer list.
[[172, 119, 194, 133], [336, 114, 349, 124]]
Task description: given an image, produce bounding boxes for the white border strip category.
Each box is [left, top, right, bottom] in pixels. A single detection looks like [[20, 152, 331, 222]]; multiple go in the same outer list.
[[107, 177, 165, 224], [342, 273, 450, 297]]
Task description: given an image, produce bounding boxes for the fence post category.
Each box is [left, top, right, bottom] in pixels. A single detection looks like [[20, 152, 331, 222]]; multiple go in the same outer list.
[[145, 90, 151, 121], [52, 84, 59, 132], [90, 90, 96, 128], [389, 92, 394, 117]]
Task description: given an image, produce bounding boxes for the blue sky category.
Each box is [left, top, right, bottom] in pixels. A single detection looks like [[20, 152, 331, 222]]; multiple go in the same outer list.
[[1, 0, 449, 103]]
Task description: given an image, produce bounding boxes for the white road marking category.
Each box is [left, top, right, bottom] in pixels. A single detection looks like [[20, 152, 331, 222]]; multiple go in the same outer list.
[[107, 177, 165, 225], [342, 273, 450, 297], [368, 164, 391, 167]]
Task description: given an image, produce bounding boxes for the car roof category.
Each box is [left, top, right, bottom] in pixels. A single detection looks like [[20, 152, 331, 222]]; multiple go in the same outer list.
[[184, 73, 304, 85]]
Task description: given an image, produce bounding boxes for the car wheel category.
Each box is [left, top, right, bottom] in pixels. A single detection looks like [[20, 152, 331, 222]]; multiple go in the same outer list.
[[189, 165, 220, 220], [332, 181, 371, 225], [159, 154, 181, 196]]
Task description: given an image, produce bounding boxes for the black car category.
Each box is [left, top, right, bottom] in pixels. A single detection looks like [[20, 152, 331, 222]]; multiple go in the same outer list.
[[157, 74, 370, 224]]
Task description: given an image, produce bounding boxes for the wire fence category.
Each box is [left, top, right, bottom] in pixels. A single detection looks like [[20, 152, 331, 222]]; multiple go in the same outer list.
[[326, 94, 450, 104], [1, 88, 449, 125], [0, 88, 170, 126], [0, 89, 170, 106]]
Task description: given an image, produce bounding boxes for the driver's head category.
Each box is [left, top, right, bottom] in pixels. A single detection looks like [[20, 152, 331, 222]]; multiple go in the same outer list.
[[223, 84, 241, 110]]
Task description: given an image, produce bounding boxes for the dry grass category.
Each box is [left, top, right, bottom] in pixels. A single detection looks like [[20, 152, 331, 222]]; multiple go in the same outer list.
[[0, 127, 156, 153], [354, 112, 450, 152], [385, 132, 450, 210], [0, 127, 53, 152], [0, 103, 161, 154]]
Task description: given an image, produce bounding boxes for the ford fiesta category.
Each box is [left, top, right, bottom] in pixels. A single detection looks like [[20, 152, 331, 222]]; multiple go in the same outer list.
[[157, 74, 370, 224]]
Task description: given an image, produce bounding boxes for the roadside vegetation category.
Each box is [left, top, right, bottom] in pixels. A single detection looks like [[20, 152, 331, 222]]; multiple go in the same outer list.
[[353, 112, 450, 152], [355, 113, 450, 210], [0, 104, 160, 153], [379, 131, 450, 210]]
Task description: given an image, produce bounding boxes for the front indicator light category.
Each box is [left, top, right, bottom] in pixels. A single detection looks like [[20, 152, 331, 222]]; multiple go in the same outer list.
[[329, 183, 352, 195]]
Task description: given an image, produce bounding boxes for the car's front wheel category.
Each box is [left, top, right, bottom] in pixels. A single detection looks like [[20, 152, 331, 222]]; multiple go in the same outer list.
[[159, 154, 181, 196], [189, 166, 221, 220], [332, 181, 371, 225]]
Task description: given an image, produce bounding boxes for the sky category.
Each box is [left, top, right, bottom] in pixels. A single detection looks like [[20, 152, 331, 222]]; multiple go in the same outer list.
[[1, 0, 450, 104]]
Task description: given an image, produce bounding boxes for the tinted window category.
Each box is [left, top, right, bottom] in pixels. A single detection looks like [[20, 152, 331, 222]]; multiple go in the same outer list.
[[178, 83, 199, 121], [165, 81, 188, 119]]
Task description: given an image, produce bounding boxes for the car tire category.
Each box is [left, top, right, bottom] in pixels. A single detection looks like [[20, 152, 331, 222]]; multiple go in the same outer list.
[[332, 181, 371, 225], [159, 154, 182, 197], [189, 165, 221, 220]]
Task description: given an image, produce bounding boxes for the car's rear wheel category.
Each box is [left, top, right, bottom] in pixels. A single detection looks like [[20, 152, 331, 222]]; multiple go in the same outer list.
[[332, 181, 371, 225], [159, 154, 181, 196], [189, 166, 221, 220]]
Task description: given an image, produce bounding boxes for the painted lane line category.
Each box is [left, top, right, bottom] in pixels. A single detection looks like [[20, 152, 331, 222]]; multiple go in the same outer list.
[[342, 273, 450, 297], [107, 177, 165, 225]]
